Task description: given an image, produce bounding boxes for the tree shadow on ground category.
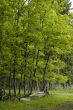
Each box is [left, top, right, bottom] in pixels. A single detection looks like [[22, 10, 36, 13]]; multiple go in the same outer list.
[[34, 102, 73, 110]]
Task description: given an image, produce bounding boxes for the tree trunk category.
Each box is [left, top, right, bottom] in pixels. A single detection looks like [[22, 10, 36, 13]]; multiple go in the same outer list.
[[33, 49, 39, 89], [23, 74, 26, 95], [23, 43, 28, 95], [18, 73, 23, 98], [43, 55, 49, 90], [29, 72, 33, 95], [13, 66, 16, 96], [9, 71, 11, 96]]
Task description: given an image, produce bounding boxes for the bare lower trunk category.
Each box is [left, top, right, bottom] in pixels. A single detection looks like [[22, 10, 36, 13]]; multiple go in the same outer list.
[[33, 49, 39, 89], [18, 73, 23, 98], [13, 68, 16, 96], [24, 74, 26, 95], [9, 71, 11, 96], [43, 56, 49, 90]]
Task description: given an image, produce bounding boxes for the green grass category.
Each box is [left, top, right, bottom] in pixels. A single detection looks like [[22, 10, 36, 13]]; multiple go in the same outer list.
[[1, 88, 73, 110], [51, 88, 73, 93]]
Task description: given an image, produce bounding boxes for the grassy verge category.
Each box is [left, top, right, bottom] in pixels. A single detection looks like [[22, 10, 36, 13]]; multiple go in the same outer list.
[[0, 88, 73, 110]]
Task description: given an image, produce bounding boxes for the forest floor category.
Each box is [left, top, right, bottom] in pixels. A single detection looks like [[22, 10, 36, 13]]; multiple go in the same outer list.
[[0, 88, 73, 110]]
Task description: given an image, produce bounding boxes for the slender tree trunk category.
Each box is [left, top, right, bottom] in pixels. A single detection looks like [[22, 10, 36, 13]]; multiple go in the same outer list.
[[29, 70, 33, 95], [13, 64, 16, 96], [33, 49, 39, 89], [9, 71, 11, 96], [13, 0, 20, 97], [43, 55, 49, 90], [33, 49, 39, 77], [13, 52, 17, 96], [23, 0, 31, 95], [18, 73, 23, 98], [23, 43, 28, 95], [33, 44, 36, 62], [23, 74, 26, 95]]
